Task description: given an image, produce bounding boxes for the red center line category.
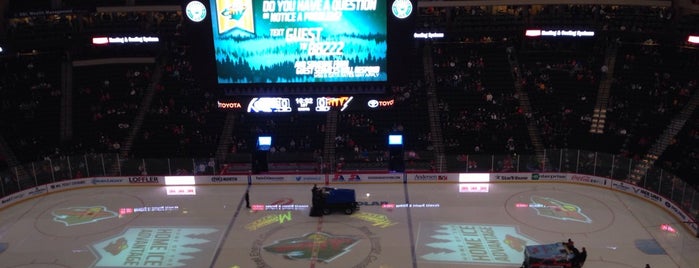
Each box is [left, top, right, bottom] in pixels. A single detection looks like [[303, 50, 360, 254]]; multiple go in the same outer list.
[[309, 215, 324, 268]]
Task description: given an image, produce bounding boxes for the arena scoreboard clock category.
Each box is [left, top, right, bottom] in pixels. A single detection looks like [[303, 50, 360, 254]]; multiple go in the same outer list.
[[181, 0, 415, 95]]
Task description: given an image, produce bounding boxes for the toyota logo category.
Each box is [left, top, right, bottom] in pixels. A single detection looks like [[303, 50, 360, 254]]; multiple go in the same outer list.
[[367, 99, 379, 108]]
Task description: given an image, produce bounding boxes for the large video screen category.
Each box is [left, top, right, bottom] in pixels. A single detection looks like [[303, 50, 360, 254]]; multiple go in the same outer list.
[[210, 0, 388, 84]]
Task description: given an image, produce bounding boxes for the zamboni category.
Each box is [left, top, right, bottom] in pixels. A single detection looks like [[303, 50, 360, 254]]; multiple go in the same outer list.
[[310, 185, 360, 216], [521, 241, 584, 268]]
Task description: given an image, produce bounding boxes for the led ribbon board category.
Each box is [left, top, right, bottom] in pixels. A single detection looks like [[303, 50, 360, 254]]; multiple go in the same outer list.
[[210, 0, 387, 84]]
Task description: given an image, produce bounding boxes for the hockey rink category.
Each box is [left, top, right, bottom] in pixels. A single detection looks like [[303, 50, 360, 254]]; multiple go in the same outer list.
[[0, 182, 697, 268]]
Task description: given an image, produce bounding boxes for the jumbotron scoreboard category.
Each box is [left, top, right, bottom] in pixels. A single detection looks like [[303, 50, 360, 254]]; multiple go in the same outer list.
[[183, 0, 416, 95], [211, 0, 388, 84]]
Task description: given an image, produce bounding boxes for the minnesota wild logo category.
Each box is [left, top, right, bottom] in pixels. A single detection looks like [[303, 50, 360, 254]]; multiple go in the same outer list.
[[52, 206, 118, 226], [103, 237, 128, 255], [530, 196, 591, 223], [504, 234, 527, 252], [263, 232, 360, 262], [216, 0, 255, 35]]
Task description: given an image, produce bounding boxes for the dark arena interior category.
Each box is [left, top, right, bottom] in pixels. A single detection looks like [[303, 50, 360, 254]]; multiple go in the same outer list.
[[1, 0, 699, 268]]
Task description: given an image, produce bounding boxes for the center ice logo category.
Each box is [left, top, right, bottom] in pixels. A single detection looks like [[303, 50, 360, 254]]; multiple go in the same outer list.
[[52, 206, 118, 226], [263, 232, 360, 262]]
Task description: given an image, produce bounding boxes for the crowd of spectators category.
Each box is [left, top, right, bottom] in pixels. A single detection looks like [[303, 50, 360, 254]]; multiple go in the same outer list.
[[239, 113, 325, 155], [73, 63, 153, 155], [434, 43, 532, 172], [212, 112, 327, 174], [1, 3, 699, 190], [641, 46, 699, 186], [0, 53, 62, 163], [134, 43, 224, 159], [7, 10, 181, 54], [518, 38, 604, 153], [0, 53, 65, 193], [661, 114, 699, 187], [415, 4, 682, 49], [416, 4, 675, 33], [334, 80, 431, 171], [608, 43, 698, 161]]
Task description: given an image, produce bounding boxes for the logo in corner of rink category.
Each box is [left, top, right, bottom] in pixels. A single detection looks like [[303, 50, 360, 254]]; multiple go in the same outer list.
[[530, 196, 592, 223], [52, 206, 118, 226], [263, 232, 360, 262]]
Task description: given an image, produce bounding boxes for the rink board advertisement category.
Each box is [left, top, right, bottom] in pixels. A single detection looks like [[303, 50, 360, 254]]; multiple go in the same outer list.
[[610, 179, 699, 234], [406, 173, 456, 183], [330, 173, 403, 183], [210, 0, 388, 84], [47, 178, 91, 192], [567, 174, 607, 187], [251, 174, 325, 184], [198, 175, 248, 185], [0, 185, 47, 209], [90, 177, 129, 186], [490, 173, 531, 181]]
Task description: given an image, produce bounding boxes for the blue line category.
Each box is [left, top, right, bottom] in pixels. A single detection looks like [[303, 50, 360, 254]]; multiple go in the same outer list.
[[403, 182, 418, 268], [209, 184, 250, 268]]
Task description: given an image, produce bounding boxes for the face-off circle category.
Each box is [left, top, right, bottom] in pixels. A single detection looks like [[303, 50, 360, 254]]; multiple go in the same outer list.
[[34, 192, 145, 237], [505, 189, 615, 234]]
